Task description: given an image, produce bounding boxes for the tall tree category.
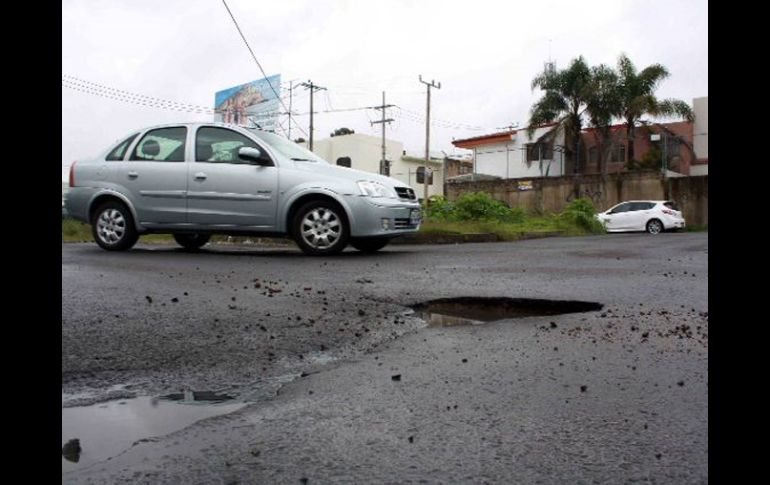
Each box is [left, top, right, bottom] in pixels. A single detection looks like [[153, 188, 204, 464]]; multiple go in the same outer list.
[[616, 53, 694, 162], [585, 64, 622, 175], [528, 56, 592, 174]]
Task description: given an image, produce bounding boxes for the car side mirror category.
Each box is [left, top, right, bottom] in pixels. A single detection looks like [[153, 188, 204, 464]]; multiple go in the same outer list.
[[238, 147, 272, 166]]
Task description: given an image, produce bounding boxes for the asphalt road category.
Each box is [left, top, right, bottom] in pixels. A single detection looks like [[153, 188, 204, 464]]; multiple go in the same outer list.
[[62, 233, 708, 484]]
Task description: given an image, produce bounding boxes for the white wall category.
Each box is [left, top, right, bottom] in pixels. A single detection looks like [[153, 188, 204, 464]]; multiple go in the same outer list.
[[390, 158, 444, 198], [693, 96, 708, 160], [473, 126, 566, 179], [304, 133, 444, 196]]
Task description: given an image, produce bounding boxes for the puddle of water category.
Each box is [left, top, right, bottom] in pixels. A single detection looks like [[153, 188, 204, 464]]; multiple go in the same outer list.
[[62, 394, 246, 472], [412, 297, 603, 327]]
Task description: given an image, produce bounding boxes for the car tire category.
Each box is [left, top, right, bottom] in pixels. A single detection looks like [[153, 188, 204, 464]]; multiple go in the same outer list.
[[292, 200, 349, 255], [91, 200, 139, 251], [350, 237, 390, 253], [646, 219, 664, 234], [173, 233, 211, 250]]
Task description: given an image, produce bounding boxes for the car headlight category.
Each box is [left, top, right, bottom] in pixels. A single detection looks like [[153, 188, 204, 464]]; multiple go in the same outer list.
[[357, 181, 396, 198]]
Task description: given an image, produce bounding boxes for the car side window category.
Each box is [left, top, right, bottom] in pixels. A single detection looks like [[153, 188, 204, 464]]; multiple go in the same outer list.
[[106, 134, 138, 161], [611, 203, 631, 214], [130, 127, 187, 162], [630, 202, 651, 211], [195, 127, 266, 164]]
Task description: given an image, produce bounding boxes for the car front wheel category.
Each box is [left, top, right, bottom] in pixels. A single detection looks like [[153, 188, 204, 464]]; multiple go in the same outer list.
[[350, 237, 390, 253], [646, 219, 664, 234], [173, 233, 211, 250], [91, 201, 139, 251], [293, 200, 349, 255]]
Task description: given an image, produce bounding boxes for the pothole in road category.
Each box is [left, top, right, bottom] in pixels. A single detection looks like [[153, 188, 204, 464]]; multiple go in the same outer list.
[[412, 297, 603, 327], [62, 391, 246, 472]]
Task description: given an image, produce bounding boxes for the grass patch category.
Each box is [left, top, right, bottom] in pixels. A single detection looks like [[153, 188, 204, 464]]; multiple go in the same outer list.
[[62, 219, 293, 246], [420, 193, 606, 241], [419, 215, 596, 241], [684, 224, 708, 232]]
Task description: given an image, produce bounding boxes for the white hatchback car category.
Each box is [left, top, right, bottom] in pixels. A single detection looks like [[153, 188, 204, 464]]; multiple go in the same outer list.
[[596, 200, 685, 234]]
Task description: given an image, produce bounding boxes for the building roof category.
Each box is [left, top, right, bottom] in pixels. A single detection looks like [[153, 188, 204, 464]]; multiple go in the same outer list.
[[451, 122, 559, 149]]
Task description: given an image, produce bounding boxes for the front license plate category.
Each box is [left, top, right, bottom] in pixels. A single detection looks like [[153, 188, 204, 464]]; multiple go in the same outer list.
[[410, 209, 422, 225]]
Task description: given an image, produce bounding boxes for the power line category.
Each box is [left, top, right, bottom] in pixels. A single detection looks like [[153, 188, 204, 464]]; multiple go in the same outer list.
[[220, 0, 307, 137]]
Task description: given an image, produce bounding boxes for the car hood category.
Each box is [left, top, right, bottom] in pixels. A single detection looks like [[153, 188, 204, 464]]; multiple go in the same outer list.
[[292, 161, 409, 188]]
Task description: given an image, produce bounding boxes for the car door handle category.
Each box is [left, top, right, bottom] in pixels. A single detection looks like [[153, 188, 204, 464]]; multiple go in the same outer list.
[[127, 171, 139, 179], [194, 172, 207, 180]]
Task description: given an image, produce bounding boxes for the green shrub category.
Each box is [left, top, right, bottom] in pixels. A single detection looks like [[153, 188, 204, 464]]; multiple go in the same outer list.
[[424, 195, 456, 221], [454, 192, 520, 222], [560, 197, 605, 233]]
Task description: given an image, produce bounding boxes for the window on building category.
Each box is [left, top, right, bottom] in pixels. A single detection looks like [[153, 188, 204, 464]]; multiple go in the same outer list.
[[106, 134, 139, 161], [610, 144, 626, 163], [416, 166, 433, 185], [130, 127, 187, 162], [526, 143, 553, 162], [588, 147, 598, 164], [336, 156, 352, 168], [665, 138, 682, 160], [195, 127, 264, 164]]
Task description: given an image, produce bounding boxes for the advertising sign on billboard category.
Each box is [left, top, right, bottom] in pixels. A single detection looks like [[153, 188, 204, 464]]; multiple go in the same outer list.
[[214, 74, 281, 132]]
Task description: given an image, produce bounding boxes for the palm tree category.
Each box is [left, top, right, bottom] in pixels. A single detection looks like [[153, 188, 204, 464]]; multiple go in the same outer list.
[[616, 53, 694, 162], [528, 56, 592, 174], [584, 64, 622, 175]]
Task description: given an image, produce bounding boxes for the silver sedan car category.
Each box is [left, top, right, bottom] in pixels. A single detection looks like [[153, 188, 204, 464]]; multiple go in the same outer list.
[[65, 122, 422, 255]]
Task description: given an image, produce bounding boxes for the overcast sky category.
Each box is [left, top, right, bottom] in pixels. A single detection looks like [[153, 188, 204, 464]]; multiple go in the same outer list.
[[62, 0, 708, 180]]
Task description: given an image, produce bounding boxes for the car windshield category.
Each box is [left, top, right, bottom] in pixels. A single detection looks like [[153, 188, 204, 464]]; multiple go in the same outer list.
[[248, 130, 328, 164]]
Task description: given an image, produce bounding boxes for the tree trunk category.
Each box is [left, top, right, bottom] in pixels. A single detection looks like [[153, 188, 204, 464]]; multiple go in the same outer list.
[[626, 123, 635, 162]]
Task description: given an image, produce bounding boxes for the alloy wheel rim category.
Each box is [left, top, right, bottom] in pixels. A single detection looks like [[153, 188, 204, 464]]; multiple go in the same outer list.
[[97, 209, 126, 244], [649, 221, 662, 234], [300, 208, 342, 249]]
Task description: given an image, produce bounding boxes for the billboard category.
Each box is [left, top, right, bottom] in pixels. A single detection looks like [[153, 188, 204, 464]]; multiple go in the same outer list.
[[214, 74, 281, 132]]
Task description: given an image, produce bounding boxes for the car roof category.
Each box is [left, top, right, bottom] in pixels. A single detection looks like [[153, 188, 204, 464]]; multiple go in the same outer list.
[[133, 121, 252, 131]]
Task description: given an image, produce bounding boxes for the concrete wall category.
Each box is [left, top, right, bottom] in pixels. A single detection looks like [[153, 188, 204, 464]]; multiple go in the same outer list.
[[446, 172, 708, 225]]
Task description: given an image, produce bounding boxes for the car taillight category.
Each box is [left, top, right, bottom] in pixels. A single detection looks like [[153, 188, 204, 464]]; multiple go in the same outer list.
[[662, 209, 674, 215], [69, 162, 77, 188]]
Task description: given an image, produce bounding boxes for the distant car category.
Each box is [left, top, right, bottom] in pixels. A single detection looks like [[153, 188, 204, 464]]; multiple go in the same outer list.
[[65, 122, 421, 255], [596, 200, 685, 234]]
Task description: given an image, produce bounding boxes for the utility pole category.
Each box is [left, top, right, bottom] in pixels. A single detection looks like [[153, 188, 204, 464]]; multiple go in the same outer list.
[[300, 80, 326, 150], [419, 75, 441, 204], [288, 80, 293, 140], [370, 91, 394, 175]]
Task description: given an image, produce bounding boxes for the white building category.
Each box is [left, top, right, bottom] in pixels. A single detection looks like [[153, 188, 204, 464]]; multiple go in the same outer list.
[[301, 133, 445, 199], [691, 96, 708, 176], [452, 124, 567, 179]]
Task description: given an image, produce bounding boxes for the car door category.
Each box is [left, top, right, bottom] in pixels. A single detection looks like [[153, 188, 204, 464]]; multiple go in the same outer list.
[[629, 202, 654, 230], [119, 126, 189, 225], [186, 126, 278, 229], [603, 202, 632, 231]]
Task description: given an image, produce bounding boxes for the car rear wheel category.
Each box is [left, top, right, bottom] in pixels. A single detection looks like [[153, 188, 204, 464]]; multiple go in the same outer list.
[[293, 200, 349, 255], [173, 233, 211, 250], [646, 219, 663, 234], [91, 201, 139, 251], [350, 237, 390, 253]]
